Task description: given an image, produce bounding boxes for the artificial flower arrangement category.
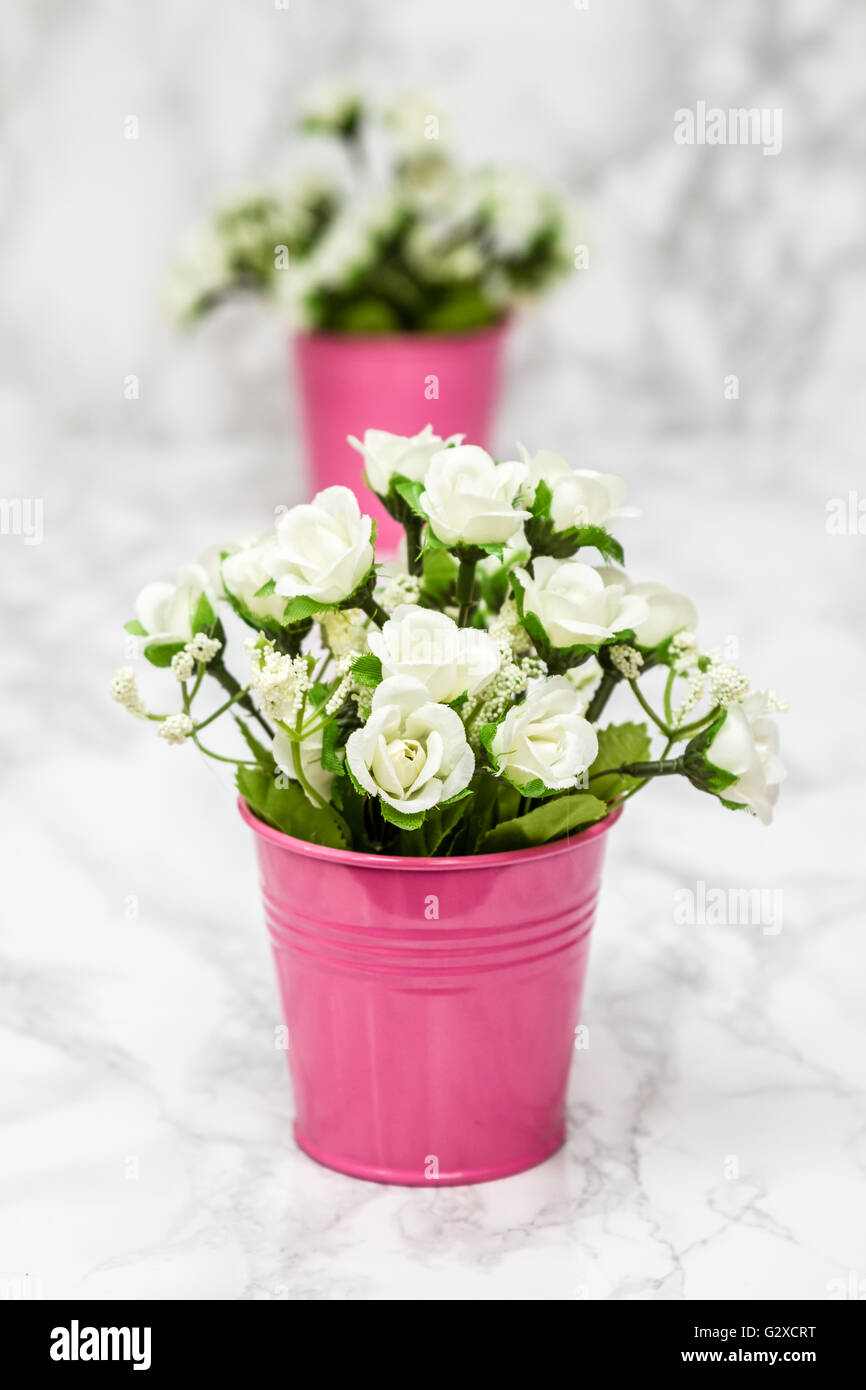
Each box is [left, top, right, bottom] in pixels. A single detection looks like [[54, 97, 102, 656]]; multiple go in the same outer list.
[[168, 86, 574, 334], [113, 427, 786, 856]]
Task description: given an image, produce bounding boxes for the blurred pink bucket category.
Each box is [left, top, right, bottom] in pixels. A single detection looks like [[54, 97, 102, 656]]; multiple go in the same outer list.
[[240, 797, 620, 1186], [292, 323, 509, 550]]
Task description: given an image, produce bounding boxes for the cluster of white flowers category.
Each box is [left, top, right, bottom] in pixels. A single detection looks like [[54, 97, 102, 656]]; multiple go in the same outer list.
[[117, 429, 786, 835], [247, 640, 311, 724], [110, 667, 147, 719], [707, 661, 751, 708], [469, 654, 546, 734], [379, 572, 422, 612], [172, 90, 572, 333], [170, 634, 223, 682], [669, 629, 700, 674], [158, 713, 194, 745], [320, 608, 369, 658], [608, 644, 644, 680]]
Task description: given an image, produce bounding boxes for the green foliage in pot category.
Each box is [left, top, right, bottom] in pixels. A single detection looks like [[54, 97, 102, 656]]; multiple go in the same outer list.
[[168, 85, 576, 334]]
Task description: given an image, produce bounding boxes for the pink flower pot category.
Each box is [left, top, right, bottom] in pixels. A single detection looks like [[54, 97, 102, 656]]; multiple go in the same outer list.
[[240, 797, 621, 1186], [291, 323, 509, 550]]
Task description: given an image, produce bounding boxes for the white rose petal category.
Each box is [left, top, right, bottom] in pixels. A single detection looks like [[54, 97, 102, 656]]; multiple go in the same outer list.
[[222, 535, 288, 625], [345, 676, 475, 815], [491, 677, 599, 792], [347, 425, 464, 497], [519, 446, 636, 532], [368, 604, 500, 702], [707, 692, 786, 826], [135, 563, 215, 645], [514, 556, 649, 649], [266, 486, 374, 607], [420, 445, 529, 548], [596, 568, 697, 649]]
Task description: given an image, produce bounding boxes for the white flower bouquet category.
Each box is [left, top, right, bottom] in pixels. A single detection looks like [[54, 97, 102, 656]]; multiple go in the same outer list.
[[114, 428, 786, 854], [169, 86, 574, 334]]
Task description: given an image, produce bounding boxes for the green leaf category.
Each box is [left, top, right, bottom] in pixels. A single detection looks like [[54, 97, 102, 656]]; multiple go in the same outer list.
[[378, 800, 426, 831], [191, 591, 217, 635], [524, 508, 625, 566], [579, 525, 624, 566], [351, 653, 383, 688], [397, 795, 472, 857], [391, 477, 428, 521], [420, 547, 457, 606], [236, 765, 348, 849], [480, 793, 608, 854], [682, 713, 740, 797], [143, 639, 185, 668], [478, 721, 501, 771], [283, 594, 330, 623], [588, 721, 652, 802], [234, 715, 272, 768], [124, 619, 147, 636], [329, 297, 402, 334], [320, 719, 346, 775], [254, 578, 276, 598], [418, 285, 497, 333]]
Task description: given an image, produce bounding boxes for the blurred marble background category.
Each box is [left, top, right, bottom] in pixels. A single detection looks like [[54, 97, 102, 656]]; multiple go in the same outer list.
[[2, 0, 865, 1302]]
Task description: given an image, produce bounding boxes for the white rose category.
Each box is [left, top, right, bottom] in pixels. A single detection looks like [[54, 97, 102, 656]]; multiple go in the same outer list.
[[273, 724, 333, 805], [346, 676, 475, 815], [519, 446, 636, 532], [596, 568, 697, 649], [266, 486, 374, 607], [513, 556, 649, 649], [420, 445, 529, 548], [347, 424, 464, 497], [704, 693, 786, 826], [565, 655, 604, 712], [489, 677, 599, 792], [222, 535, 288, 626], [135, 563, 215, 644], [367, 604, 500, 702]]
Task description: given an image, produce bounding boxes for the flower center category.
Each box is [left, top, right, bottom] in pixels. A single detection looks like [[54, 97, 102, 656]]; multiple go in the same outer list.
[[385, 737, 426, 790]]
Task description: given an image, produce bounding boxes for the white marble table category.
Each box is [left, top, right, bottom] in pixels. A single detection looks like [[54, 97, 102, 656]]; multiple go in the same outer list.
[[2, 432, 864, 1301]]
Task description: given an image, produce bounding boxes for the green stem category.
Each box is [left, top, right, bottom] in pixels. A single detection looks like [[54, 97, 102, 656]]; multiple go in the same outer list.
[[586, 670, 620, 723], [404, 516, 423, 577], [208, 660, 273, 738], [359, 592, 390, 627], [194, 687, 250, 733], [590, 753, 683, 783], [456, 554, 478, 628], [192, 734, 259, 767], [663, 668, 675, 726], [628, 679, 672, 737], [673, 704, 722, 739]]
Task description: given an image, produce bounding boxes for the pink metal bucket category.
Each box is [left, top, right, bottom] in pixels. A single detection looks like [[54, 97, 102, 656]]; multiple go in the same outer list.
[[292, 323, 509, 550], [240, 797, 620, 1186]]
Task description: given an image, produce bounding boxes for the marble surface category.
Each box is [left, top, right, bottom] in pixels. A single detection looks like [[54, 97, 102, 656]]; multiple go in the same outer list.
[[2, 0, 865, 1303]]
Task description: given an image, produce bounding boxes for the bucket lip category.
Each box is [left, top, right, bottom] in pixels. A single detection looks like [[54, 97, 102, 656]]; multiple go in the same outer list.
[[292, 317, 509, 350], [238, 795, 621, 871]]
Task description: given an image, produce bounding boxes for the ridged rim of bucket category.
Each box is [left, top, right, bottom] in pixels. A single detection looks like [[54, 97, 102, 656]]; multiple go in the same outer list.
[[292, 318, 509, 349], [238, 795, 622, 872]]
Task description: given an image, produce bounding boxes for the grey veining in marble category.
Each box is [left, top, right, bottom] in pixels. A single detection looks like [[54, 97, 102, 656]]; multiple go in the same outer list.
[[1, 0, 865, 1301]]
